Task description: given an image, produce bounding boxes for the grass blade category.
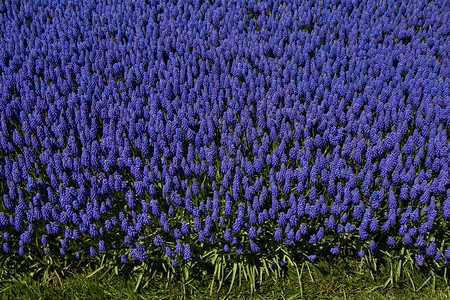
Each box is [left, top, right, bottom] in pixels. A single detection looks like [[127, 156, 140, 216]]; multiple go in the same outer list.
[[416, 276, 432, 292], [134, 272, 144, 293], [227, 263, 238, 295]]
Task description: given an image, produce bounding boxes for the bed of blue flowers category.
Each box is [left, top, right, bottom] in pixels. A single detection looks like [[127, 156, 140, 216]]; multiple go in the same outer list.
[[0, 0, 449, 291]]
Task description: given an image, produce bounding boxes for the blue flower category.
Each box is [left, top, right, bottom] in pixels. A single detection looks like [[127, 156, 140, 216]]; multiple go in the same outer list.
[[415, 254, 425, 266], [444, 248, 450, 263], [331, 246, 340, 255], [274, 227, 283, 243], [90, 246, 98, 258], [369, 217, 379, 233], [387, 237, 396, 246], [248, 226, 257, 240], [426, 242, 436, 257], [316, 227, 325, 242], [184, 244, 192, 262], [309, 234, 317, 245], [403, 234, 413, 245], [121, 255, 129, 264], [3, 243, 11, 254], [369, 240, 377, 254], [307, 255, 316, 262], [250, 241, 260, 253], [99, 240, 107, 254]]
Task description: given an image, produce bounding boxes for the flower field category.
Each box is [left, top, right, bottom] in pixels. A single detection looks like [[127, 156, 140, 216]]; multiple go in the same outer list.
[[0, 0, 449, 295]]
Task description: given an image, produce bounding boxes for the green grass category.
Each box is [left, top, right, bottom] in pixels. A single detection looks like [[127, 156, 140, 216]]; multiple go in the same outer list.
[[1, 257, 448, 300]]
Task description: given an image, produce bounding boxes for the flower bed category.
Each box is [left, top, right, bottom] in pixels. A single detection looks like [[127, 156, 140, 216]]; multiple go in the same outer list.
[[0, 0, 449, 276]]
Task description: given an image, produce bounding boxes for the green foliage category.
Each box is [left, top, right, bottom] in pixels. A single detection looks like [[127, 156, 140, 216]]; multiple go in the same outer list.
[[1, 247, 449, 299]]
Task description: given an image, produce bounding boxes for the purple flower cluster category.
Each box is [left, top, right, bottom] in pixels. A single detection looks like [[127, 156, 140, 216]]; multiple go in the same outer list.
[[0, 0, 449, 266]]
